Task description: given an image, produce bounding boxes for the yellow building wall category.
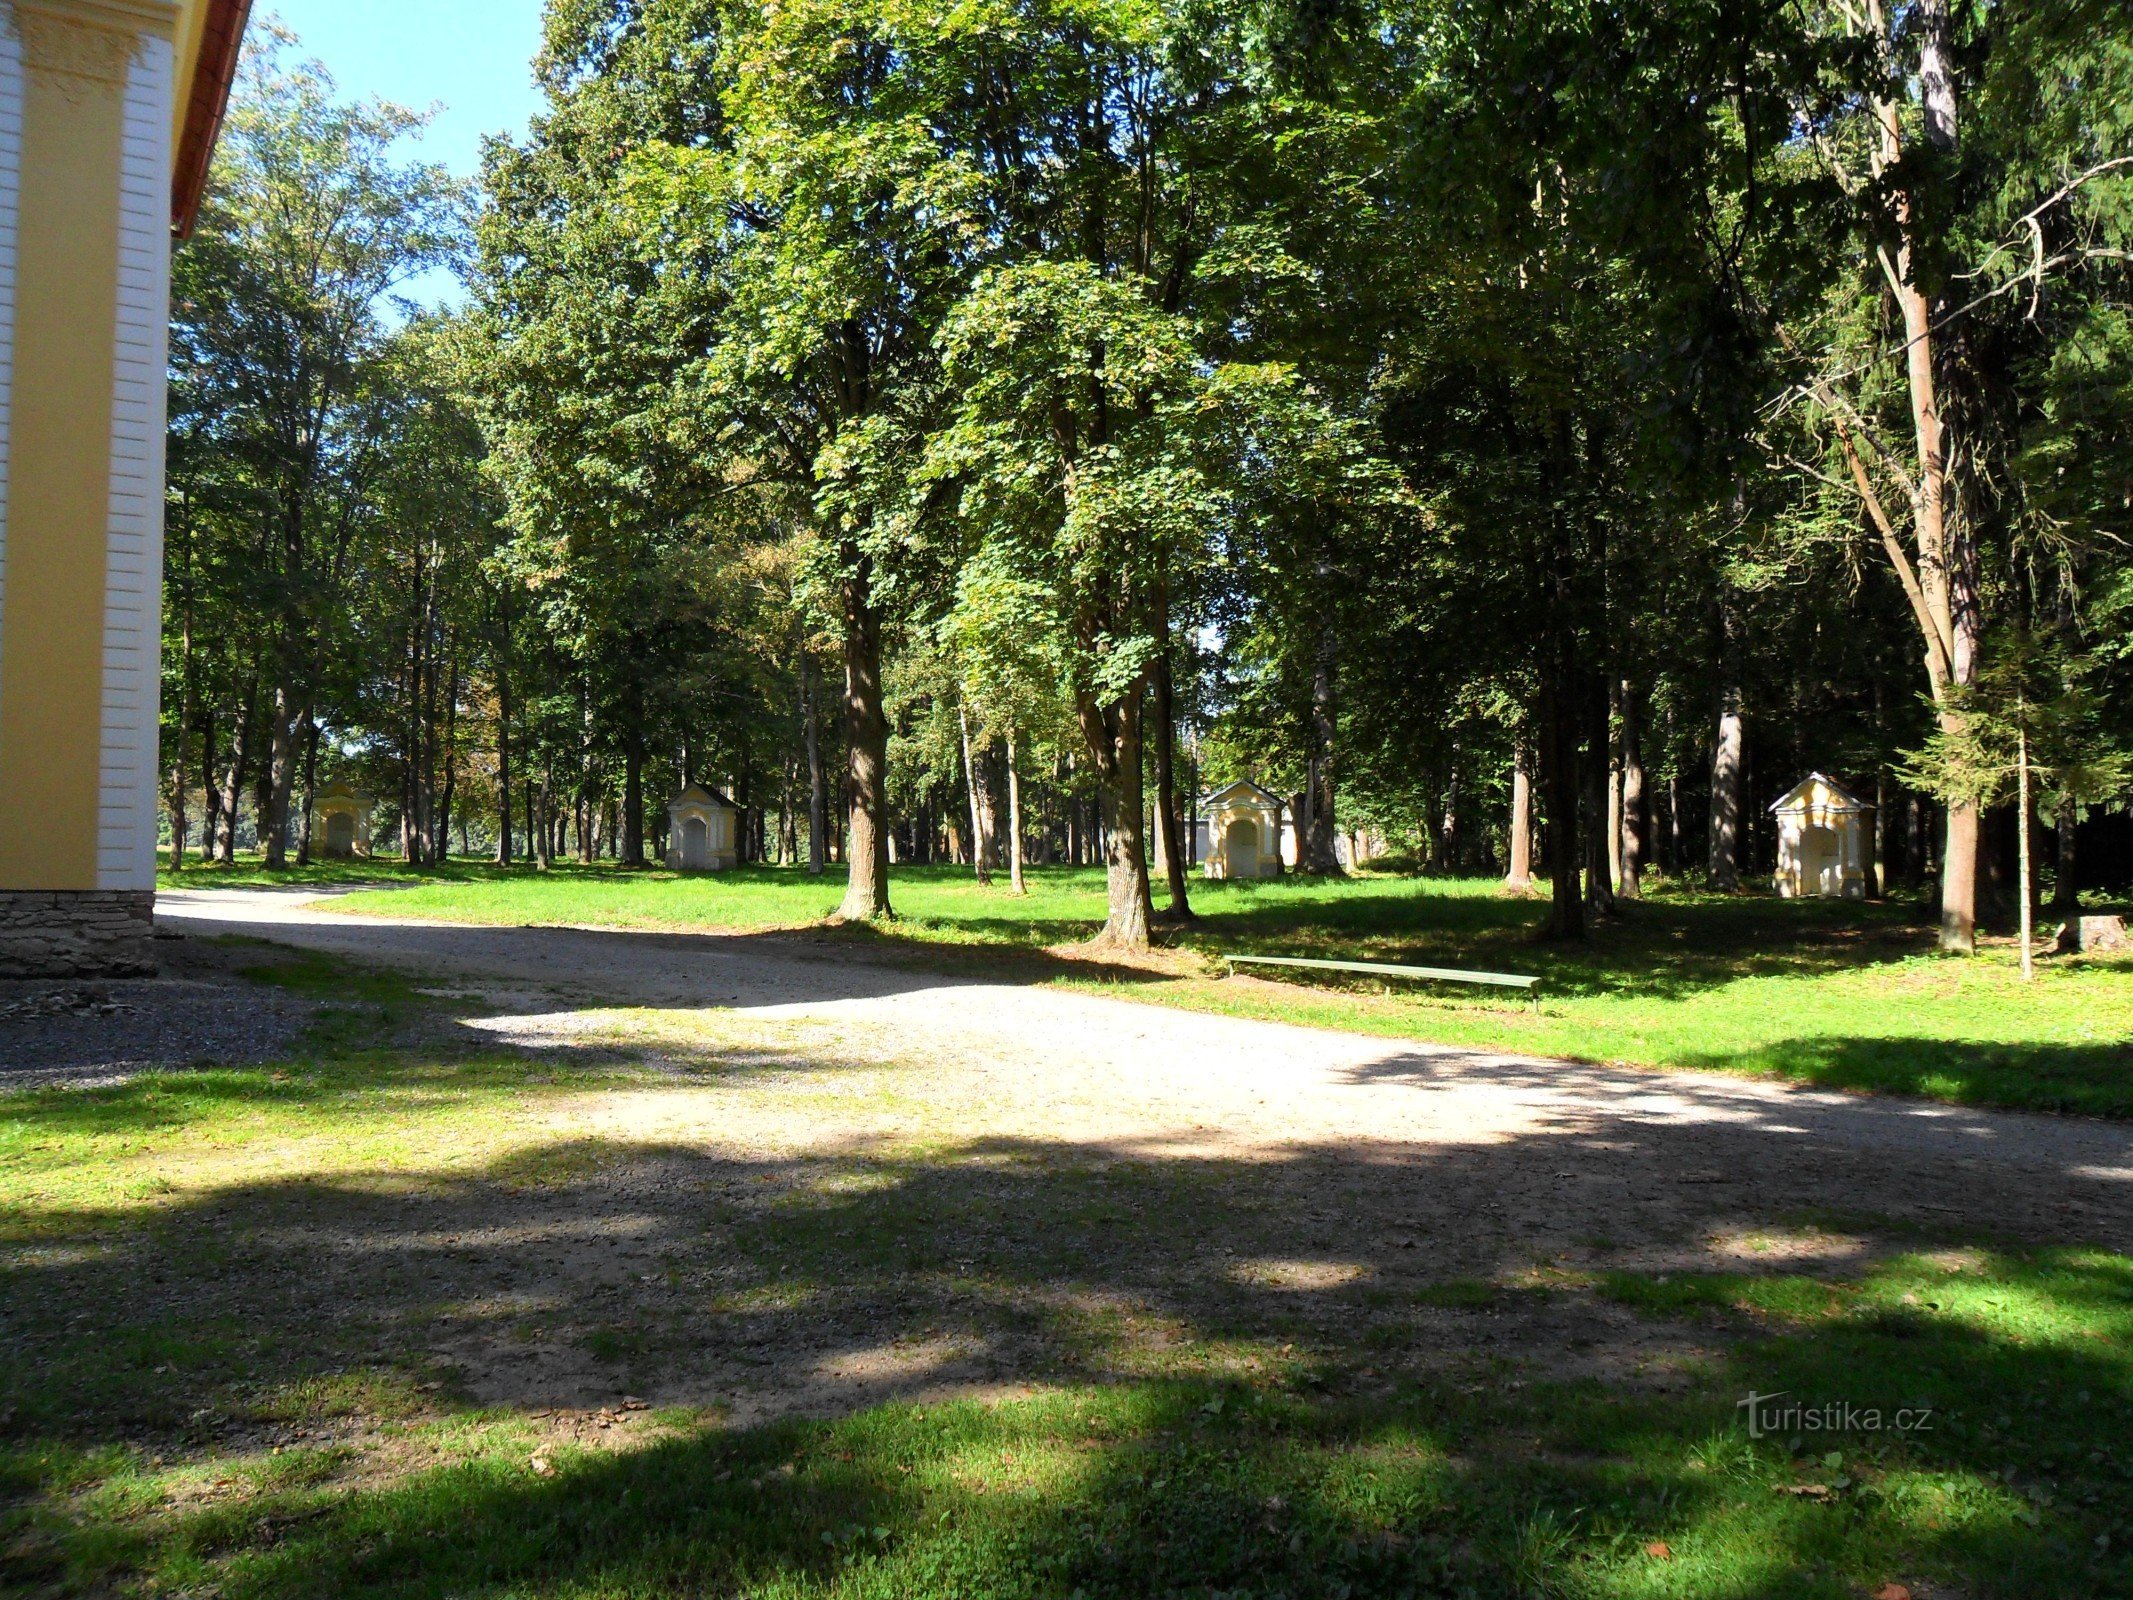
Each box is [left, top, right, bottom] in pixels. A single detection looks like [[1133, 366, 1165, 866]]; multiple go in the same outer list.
[[0, 0, 181, 895]]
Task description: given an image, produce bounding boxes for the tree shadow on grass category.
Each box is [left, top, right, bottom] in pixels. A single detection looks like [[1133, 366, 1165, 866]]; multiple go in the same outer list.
[[6, 1047, 2133, 1595], [1684, 1032, 2133, 1120], [165, 866, 1974, 1006], [1338, 1030, 2133, 1126], [1188, 888, 1956, 1003], [146, 914, 1178, 1020], [68, 1346, 2129, 1600]]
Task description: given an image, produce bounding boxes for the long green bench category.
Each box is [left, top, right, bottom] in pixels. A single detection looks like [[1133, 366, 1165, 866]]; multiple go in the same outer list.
[[1221, 953, 1542, 1011]]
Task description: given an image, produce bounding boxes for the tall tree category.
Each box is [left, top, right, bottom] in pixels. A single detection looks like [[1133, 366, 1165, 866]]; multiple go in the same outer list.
[[171, 27, 461, 869]]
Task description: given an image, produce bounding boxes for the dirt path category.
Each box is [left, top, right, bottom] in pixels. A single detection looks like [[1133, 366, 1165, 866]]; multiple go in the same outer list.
[[144, 885, 2133, 1421], [157, 885, 2133, 1201]]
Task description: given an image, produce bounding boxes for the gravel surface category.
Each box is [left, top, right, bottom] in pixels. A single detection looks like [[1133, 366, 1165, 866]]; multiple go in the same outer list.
[[11, 883, 2116, 1425], [0, 959, 315, 1089], [155, 885, 2133, 1248]]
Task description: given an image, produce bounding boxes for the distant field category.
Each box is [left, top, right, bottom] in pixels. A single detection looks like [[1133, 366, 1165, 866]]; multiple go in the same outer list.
[[162, 858, 2133, 1118]]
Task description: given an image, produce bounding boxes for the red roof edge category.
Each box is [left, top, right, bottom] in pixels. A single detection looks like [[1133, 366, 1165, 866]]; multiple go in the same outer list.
[[171, 0, 253, 238]]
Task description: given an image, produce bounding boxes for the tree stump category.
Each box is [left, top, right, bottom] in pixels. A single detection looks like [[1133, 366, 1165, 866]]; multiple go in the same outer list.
[[2054, 915, 2129, 955]]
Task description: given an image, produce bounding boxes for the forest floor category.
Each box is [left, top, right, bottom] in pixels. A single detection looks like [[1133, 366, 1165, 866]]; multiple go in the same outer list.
[[4, 907, 2132, 1599], [159, 858, 2133, 1119]]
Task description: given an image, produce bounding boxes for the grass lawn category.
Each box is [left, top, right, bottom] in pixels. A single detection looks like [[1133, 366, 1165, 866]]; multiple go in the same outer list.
[[164, 858, 2133, 1120], [5, 962, 2130, 1600]]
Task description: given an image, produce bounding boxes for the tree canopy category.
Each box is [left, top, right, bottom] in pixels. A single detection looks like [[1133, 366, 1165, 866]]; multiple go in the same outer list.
[[169, 0, 2133, 950]]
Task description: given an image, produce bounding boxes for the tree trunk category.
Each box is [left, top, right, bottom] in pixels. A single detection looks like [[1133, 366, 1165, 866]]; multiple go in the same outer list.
[[1540, 675, 1584, 940], [2016, 725, 2034, 981], [1618, 677, 1645, 900], [403, 622, 424, 863], [215, 692, 256, 864], [1709, 685, 1744, 890], [1667, 768, 1683, 876], [1438, 766, 1460, 872], [1150, 594, 1193, 917], [1302, 634, 1342, 874], [2052, 795, 2079, 914], [1065, 755, 1082, 868], [295, 716, 320, 866], [253, 762, 274, 862], [1659, 698, 1681, 873], [436, 646, 462, 863], [959, 701, 992, 885], [200, 715, 221, 864], [1869, 771, 1886, 899], [168, 748, 188, 870], [1538, 417, 1586, 938], [747, 776, 761, 865], [1899, 0, 1978, 947], [622, 716, 646, 868], [536, 760, 554, 871], [1151, 652, 1203, 921], [1583, 675, 1615, 916], [779, 748, 797, 865], [1505, 736, 1534, 893], [1078, 685, 1152, 949], [802, 656, 828, 876], [836, 563, 892, 920], [401, 762, 417, 864], [168, 612, 196, 871], [1606, 741, 1624, 894], [261, 686, 303, 870], [1940, 783, 1979, 949], [251, 765, 270, 852], [495, 668, 514, 864], [1006, 726, 1027, 895]]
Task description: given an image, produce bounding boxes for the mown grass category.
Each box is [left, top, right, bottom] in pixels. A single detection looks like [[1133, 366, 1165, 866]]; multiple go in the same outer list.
[[159, 855, 480, 890], [13, 1349, 2132, 1600], [172, 858, 2133, 1119], [4, 1010, 2131, 1600]]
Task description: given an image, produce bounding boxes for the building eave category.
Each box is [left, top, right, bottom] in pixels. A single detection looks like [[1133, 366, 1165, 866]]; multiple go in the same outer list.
[[671, 784, 737, 810], [1198, 779, 1284, 810], [1769, 772, 1873, 815], [171, 0, 251, 237]]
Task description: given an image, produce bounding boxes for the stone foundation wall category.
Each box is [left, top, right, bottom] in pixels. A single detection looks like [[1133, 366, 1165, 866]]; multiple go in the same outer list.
[[0, 891, 156, 977]]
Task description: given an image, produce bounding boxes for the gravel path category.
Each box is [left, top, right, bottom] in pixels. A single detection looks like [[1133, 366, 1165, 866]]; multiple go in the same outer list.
[[2, 881, 2098, 1425], [157, 885, 2133, 1257], [0, 932, 317, 1088]]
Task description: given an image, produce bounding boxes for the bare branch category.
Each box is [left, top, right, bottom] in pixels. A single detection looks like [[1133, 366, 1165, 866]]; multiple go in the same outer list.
[[1823, 400, 1953, 688]]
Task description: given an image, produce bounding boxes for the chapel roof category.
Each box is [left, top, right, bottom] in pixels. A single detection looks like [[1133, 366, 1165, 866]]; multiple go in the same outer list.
[[1198, 778, 1284, 809], [1768, 772, 1873, 814]]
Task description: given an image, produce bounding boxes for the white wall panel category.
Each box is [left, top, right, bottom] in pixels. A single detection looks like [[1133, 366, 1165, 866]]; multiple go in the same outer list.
[[98, 31, 171, 891], [0, 17, 22, 734]]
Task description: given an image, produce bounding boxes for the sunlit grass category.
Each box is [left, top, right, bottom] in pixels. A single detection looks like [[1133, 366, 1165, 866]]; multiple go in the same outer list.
[[160, 853, 498, 890], [1122, 937, 2133, 1118], [314, 858, 1120, 941]]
